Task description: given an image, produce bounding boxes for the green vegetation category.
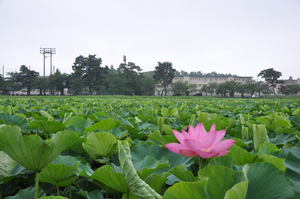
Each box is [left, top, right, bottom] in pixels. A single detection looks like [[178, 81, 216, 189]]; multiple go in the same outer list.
[[1, 54, 298, 97], [0, 96, 299, 198]]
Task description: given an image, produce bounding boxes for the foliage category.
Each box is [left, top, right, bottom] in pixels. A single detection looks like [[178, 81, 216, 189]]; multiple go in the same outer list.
[[48, 70, 69, 95], [154, 62, 176, 96], [172, 82, 197, 96], [280, 84, 300, 95], [71, 54, 108, 94], [0, 96, 299, 198], [118, 62, 143, 95], [258, 68, 282, 94], [6, 65, 39, 95]]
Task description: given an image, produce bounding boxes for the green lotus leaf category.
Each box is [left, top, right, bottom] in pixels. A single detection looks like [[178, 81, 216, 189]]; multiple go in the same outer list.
[[253, 124, 269, 150], [228, 145, 256, 165], [0, 125, 81, 171], [0, 113, 28, 129], [198, 165, 245, 199], [144, 172, 169, 194], [292, 108, 300, 116], [245, 162, 295, 199], [256, 113, 293, 134], [40, 110, 53, 121], [91, 165, 127, 193], [118, 141, 162, 199], [121, 192, 138, 199], [148, 130, 178, 145], [258, 154, 286, 172], [131, 141, 193, 168], [162, 180, 208, 199], [224, 181, 248, 199], [85, 190, 104, 199], [257, 142, 280, 155], [51, 155, 93, 177], [82, 132, 117, 158], [270, 134, 296, 145], [133, 155, 169, 179], [85, 118, 119, 132], [65, 116, 92, 133], [169, 165, 197, 182], [0, 151, 17, 182], [39, 163, 79, 187], [290, 116, 300, 128], [29, 120, 65, 134], [4, 186, 35, 199], [208, 155, 234, 168], [285, 143, 300, 198]]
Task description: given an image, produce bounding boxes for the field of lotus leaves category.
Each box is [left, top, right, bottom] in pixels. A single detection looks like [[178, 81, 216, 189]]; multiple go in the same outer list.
[[0, 96, 300, 199]]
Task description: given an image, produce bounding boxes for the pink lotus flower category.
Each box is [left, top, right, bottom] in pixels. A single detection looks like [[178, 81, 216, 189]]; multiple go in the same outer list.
[[165, 123, 235, 158]]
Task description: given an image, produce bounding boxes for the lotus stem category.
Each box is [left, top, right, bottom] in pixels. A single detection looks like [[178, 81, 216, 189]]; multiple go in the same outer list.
[[126, 188, 129, 199], [198, 158, 207, 170], [34, 173, 40, 199], [56, 186, 60, 196]]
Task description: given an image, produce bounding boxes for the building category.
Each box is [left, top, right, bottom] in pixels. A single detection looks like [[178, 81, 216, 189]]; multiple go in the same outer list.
[[281, 76, 300, 85], [275, 76, 300, 95], [155, 76, 253, 96]]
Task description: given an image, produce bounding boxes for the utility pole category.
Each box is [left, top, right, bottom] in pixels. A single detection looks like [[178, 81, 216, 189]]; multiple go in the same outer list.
[[43, 53, 46, 95], [50, 53, 53, 75], [2, 65, 4, 78]]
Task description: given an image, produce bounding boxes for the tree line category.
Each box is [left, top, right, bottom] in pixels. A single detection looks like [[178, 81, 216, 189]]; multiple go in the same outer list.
[[0, 55, 299, 96], [0, 55, 176, 96]]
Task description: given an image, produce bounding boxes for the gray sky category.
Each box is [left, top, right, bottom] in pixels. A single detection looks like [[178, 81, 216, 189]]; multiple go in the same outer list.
[[1, 0, 300, 79]]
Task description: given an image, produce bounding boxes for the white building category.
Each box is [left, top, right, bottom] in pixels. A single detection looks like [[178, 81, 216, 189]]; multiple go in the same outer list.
[[155, 76, 252, 96]]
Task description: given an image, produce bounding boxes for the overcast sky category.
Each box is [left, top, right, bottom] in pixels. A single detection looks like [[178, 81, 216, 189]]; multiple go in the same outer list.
[[0, 0, 300, 79]]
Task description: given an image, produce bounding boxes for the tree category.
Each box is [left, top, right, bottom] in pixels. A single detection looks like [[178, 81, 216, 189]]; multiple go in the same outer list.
[[207, 83, 217, 96], [0, 76, 8, 94], [201, 84, 209, 96], [118, 62, 143, 95], [216, 83, 227, 97], [33, 77, 47, 95], [72, 55, 108, 94], [258, 68, 282, 95], [140, 75, 155, 96], [172, 82, 198, 96], [172, 82, 190, 96], [215, 81, 238, 97], [104, 68, 129, 95], [68, 72, 85, 95], [279, 84, 300, 95], [12, 65, 39, 95], [236, 83, 248, 98], [153, 62, 176, 96], [223, 81, 238, 97], [49, 69, 69, 95], [201, 84, 216, 96], [188, 84, 198, 95]]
